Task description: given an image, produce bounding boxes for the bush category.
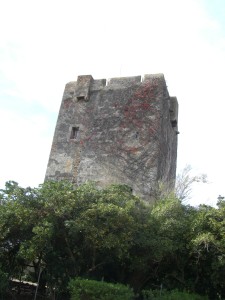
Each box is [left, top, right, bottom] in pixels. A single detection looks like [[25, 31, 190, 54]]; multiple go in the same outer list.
[[69, 278, 134, 300], [141, 289, 208, 300]]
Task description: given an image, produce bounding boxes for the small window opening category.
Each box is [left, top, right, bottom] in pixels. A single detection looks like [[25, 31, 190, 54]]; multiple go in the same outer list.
[[70, 127, 79, 139], [77, 96, 85, 100], [171, 120, 177, 128]]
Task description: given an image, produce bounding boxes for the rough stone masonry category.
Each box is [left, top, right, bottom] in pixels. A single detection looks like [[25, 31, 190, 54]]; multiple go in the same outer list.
[[45, 74, 178, 201]]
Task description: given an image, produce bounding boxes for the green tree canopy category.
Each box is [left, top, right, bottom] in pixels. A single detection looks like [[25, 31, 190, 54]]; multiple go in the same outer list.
[[0, 180, 225, 299]]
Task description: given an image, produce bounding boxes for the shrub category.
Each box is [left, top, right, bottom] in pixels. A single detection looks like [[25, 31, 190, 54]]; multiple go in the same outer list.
[[69, 277, 134, 300], [141, 289, 208, 300]]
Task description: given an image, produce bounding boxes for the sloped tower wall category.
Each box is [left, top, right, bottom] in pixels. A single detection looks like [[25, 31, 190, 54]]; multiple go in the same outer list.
[[45, 74, 178, 201]]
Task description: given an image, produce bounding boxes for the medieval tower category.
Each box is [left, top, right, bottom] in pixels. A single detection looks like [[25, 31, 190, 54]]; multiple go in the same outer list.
[[45, 74, 178, 201]]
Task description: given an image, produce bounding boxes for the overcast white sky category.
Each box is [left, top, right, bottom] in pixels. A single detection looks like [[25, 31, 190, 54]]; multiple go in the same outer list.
[[0, 0, 225, 206]]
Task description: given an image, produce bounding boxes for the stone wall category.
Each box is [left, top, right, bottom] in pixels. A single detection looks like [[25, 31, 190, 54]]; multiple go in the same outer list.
[[45, 74, 178, 201]]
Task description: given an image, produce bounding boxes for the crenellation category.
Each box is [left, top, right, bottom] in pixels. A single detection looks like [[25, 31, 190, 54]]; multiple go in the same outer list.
[[63, 82, 76, 101], [75, 75, 93, 101], [169, 96, 178, 128], [90, 79, 107, 90], [108, 76, 142, 87]]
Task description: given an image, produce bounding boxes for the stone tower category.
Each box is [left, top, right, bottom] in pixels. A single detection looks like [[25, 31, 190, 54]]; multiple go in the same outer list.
[[45, 74, 178, 201]]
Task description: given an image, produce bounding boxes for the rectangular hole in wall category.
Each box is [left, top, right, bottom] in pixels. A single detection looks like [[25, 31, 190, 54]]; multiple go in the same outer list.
[[77, 96, 85, 100], [70, 127, 79, 139], [171, 120, 177, 128]]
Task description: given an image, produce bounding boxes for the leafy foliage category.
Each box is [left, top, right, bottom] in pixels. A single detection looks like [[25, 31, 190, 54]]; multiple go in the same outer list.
[[0, 180, 225, 299], [69, 278, 134, 300], [142, 289, 208, 300]]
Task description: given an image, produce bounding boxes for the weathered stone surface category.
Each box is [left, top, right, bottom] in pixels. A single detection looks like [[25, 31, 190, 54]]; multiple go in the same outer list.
[[45, 74, 178, 201]]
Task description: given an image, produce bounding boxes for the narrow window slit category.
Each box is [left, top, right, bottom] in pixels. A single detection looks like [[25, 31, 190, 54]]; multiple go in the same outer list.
[[70, 127, 79, 139], [77, 96, 85, 100]]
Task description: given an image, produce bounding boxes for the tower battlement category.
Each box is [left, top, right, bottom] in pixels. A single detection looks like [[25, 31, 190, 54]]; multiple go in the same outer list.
[[45, 74, 178, 201]]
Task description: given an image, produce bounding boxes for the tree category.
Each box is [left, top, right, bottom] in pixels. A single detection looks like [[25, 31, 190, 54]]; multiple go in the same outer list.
[[1, 180, 221, 299], [0, 181, 148, 296], [188, 203, 225, 299], [175, 165, 208, 201]]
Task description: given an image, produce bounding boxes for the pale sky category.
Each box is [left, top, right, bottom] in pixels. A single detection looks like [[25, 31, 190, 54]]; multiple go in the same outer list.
[[0, 0, 225, 206]]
